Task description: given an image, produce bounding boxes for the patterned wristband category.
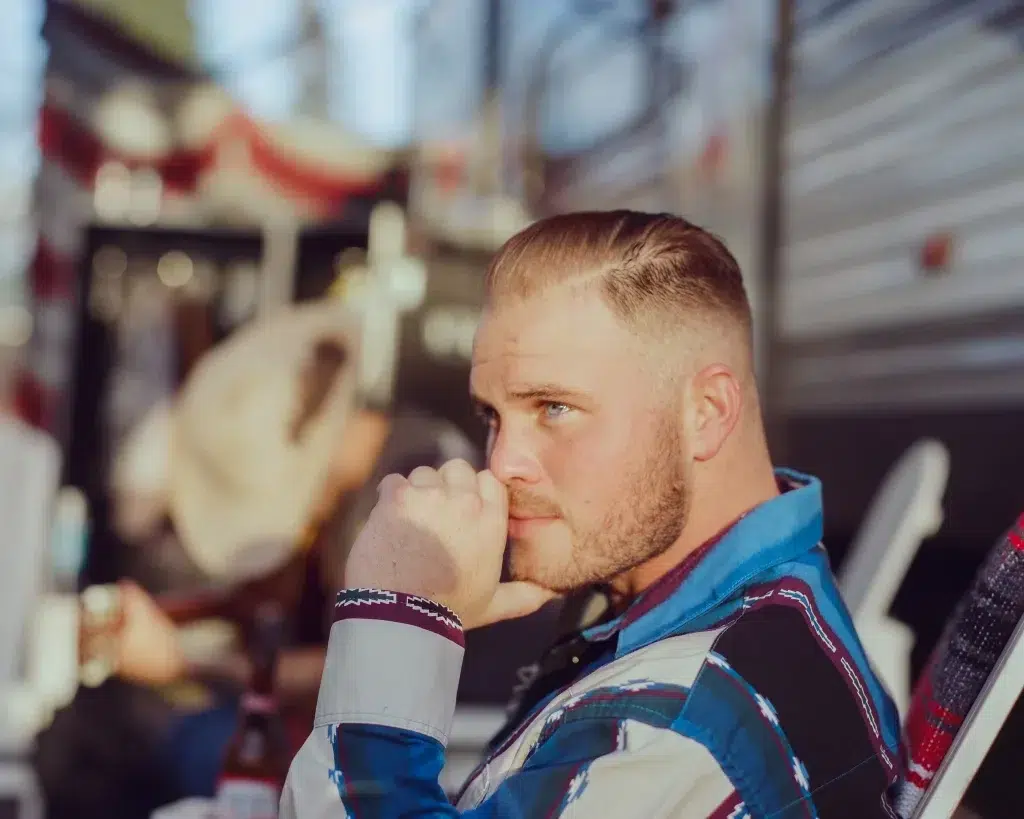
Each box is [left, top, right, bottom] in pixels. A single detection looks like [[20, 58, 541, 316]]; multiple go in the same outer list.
[[334, 588, 464, 648]]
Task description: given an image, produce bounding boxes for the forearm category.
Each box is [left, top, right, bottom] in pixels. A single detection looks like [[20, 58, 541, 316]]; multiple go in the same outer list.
[[282, 588, 464, 817]]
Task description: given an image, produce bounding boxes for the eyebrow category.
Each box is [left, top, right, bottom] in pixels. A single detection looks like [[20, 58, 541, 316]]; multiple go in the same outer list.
[[471, 383, 590, 407]]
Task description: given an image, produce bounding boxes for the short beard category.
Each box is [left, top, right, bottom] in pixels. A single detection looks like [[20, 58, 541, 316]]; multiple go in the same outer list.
[[512, 416, 690, 593]]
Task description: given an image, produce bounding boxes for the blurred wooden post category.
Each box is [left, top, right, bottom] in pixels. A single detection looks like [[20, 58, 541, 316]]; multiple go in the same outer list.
[[760, 0, 795, 464], [340, 203, 426, 410]]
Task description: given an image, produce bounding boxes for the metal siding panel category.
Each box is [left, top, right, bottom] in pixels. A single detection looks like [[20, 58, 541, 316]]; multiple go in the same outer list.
[[781, 0, 1024, 408]]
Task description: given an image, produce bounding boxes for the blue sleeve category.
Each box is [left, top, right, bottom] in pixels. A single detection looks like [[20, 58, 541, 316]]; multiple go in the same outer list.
[[283, 714, 743, 818], [283, 720, 618, 818], [279, 590, 741, 818]]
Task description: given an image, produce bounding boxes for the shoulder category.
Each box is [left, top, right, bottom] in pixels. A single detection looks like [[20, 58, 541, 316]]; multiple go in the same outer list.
[[681, 583, 900, 817]]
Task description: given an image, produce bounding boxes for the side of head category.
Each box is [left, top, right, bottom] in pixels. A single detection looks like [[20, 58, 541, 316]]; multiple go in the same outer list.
[[470, 210, 771, 594]]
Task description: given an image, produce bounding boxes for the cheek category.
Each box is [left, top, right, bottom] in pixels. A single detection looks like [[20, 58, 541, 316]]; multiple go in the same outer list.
[[545, 427, 628, 511]]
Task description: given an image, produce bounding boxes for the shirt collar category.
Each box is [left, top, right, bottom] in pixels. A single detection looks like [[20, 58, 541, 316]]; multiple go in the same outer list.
[[582, 468, 824, 658]]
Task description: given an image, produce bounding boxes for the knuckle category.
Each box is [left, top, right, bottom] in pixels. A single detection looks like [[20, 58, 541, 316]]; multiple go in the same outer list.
[[390, 481, 415, 504], [408, 465, 440, 487], [444, 457, 474, 472], [476, 470, 506, 504], [455, 487, 484, 514], [399, 483, 441, 514], [377, 473, 405, 497], [440, 458, 479, 490]]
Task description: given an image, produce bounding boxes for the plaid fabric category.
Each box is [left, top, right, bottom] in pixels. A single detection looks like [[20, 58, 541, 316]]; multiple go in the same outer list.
[[284, 472, 904, 818], [895, 513, 1024, 817]]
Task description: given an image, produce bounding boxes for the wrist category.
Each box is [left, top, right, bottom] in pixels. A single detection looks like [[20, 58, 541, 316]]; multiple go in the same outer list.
[[318, 587, 465, 745], [335, 588, 464, 647], [343, 560, 462, 621]]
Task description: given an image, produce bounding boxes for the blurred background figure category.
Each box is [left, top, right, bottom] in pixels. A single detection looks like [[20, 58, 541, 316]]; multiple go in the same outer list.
[[36, 297, 539, 817], [0, 1, 1022, 818]]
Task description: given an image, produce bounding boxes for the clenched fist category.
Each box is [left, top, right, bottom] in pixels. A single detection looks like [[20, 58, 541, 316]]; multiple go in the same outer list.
[[344, 459, 556, 629]]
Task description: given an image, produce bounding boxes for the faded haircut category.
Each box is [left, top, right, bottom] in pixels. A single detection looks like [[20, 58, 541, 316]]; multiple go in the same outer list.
[[484, 210, 752, 346]]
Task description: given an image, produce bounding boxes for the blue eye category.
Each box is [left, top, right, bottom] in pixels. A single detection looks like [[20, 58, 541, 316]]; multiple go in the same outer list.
[[543, 402, 571, 419]]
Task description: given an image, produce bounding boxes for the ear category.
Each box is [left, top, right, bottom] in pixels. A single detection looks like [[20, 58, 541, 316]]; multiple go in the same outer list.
[[686, 364, 743, 462]]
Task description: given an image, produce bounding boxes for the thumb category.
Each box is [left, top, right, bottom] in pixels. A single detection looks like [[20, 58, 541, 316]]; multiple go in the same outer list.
[[471, 581, 560, 630], [477, 470, 508, 516]]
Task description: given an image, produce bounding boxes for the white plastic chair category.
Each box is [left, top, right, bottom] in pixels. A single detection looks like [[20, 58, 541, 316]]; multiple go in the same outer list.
[[0, 418, 64, 721], [837, 438, 950, 718], [839, 438, 950, 620], [0, 418, 62, 819]]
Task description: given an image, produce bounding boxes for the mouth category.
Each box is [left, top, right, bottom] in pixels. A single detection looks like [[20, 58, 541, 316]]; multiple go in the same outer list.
[[507, 515, 558, 538]]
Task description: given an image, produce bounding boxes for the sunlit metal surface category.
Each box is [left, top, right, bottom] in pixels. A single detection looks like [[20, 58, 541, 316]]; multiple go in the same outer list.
[[781, 0, 1024, 409]]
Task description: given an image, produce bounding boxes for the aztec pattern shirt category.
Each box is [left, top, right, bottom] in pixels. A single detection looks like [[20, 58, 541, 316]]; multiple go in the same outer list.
[[281, 470, 904, 818]]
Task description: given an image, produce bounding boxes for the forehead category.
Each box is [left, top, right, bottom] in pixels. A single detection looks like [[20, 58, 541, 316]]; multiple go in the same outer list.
[[470, 289, 646, 398]]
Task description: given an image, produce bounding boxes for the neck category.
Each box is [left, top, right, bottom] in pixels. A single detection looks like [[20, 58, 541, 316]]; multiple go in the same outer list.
[[610, 442, 779, 603]]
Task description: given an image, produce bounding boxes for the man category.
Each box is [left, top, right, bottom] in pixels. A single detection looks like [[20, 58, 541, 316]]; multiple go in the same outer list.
[[283, 211, 903, 818]]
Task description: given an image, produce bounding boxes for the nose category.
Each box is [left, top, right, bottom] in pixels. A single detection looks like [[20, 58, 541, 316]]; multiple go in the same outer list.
[[487, 426, 543, 486]]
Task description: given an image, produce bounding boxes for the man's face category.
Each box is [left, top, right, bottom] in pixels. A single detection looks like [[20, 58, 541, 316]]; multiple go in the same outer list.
[[470, 287, 690, 593]]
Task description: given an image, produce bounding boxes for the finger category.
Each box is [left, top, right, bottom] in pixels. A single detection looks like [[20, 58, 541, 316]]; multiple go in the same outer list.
[[118, 580, 161, 616], [476, 470, 507, 513], [438, 458, 478, 492], [116, 578, 141, 601], [407, 466, 440, 488], [473, 582, 560, 629], [377, 472, 407, 500]]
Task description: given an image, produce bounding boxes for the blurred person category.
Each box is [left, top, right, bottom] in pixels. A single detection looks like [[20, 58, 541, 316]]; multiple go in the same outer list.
[[35, 302, 497, 819], [283, 211, 904, 818], [112, 407, 480, 803]]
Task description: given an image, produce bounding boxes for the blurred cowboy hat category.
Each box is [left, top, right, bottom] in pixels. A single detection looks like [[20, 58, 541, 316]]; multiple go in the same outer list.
[[168, 301, 362, 583]]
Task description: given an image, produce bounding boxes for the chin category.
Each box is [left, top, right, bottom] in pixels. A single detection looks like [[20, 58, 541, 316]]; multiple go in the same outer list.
[[507, 537, 584, 594]]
